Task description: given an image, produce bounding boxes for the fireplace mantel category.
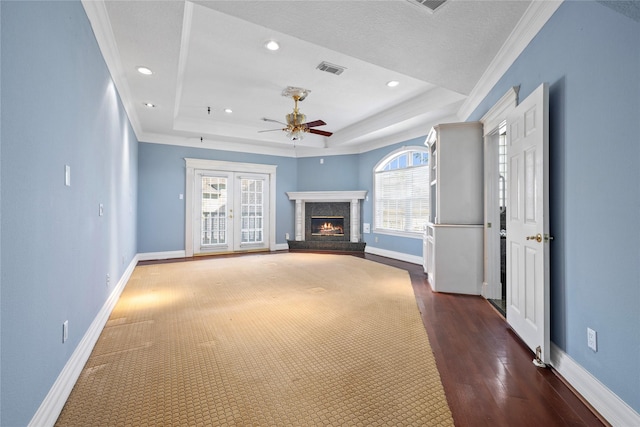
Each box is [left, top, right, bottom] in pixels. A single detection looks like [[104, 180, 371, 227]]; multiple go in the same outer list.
[[286, 191, 367, 243]]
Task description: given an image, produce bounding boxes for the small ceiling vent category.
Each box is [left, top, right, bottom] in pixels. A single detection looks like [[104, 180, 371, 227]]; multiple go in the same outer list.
[[316, 61, 346, 76], [407, 0, 447, 13]]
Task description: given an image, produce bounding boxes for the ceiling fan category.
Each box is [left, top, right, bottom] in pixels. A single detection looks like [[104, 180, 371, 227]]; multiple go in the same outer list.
[[259, 87, 333, 141]]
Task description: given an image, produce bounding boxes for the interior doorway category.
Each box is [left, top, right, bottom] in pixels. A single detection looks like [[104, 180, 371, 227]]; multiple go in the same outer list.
[[483, 124, 507, 315], [493, 125, 508, 315], [481, 87, 519, 315]]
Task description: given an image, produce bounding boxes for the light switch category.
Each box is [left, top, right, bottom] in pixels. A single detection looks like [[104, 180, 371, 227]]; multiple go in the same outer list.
[[363, 223, 371, 233], [65, 165, 71, 186], [99, 204, 104, 216]]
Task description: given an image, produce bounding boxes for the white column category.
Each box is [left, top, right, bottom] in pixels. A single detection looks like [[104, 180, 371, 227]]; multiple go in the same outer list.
[[350, 199, 360, 243], [295, 199, 304, 241]]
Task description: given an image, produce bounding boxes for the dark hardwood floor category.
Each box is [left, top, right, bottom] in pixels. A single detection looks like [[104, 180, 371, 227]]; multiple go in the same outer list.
[[140, 251, 607, 426], [364, 253, 607, 427]]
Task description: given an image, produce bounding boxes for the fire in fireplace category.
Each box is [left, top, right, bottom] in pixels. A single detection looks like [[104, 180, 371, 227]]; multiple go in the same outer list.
[[311, 216, 345, 236]]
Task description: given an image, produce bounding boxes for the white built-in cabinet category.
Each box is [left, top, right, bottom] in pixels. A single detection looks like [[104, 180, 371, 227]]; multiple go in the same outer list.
[[423, 122, 484, 295]]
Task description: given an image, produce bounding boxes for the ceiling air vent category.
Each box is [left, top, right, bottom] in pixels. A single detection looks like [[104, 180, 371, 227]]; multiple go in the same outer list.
[[407, 0, 447, 13], [316, 61, 346, 76]]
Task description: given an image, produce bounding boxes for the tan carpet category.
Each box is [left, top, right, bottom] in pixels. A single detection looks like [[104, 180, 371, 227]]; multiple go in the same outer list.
[[56, 253, 453, 426]]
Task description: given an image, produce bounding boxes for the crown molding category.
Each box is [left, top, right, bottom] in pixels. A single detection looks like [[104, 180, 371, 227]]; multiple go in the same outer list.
[[457, 0, 563, 120], [81, 0, 143, 137]]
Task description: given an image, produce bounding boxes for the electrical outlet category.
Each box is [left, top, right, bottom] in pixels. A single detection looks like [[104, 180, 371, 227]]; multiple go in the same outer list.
[[285, 233, 290, 240], [106, 273, 111, 287], [63, 320, 69, 343], [587, 327, 597, 352]]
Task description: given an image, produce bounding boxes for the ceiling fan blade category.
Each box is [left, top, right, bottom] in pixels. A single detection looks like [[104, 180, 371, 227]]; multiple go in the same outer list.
[[261, 117, 287, 126], [258, 128, 284, 133], [303, 120, 327, 128], [308, 129, 333, 137]]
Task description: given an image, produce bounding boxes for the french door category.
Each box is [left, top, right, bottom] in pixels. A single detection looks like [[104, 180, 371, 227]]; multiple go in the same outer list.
[[193, 170, 270, 255]]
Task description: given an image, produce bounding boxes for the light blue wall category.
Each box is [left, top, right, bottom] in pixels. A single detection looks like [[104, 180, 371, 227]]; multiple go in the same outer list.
[[296, 154, 359, 191], [137, 143, 298, 252], [468, 1, 640, 412], [1, 2, 139, 425]]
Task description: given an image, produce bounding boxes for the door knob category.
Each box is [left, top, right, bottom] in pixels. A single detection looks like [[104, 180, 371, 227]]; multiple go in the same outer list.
[[526, 233, 542, 243]]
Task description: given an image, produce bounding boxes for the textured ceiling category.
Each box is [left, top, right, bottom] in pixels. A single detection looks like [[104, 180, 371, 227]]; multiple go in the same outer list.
[[597, 1, 640, 22], [83, 0, 540, 157]]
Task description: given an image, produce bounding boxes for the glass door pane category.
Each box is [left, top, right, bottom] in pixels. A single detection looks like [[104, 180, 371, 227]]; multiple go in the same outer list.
[[239, 178, 264, 244], [200, 176, 228, 247]]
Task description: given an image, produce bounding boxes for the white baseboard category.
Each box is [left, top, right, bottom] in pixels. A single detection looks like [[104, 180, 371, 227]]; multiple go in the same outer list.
[[137, 250, 186, 261], [29, 254, 140, 427], [364, 246, 423, 265], [274, 243, 289, 251], [550, 343, 640, 426]]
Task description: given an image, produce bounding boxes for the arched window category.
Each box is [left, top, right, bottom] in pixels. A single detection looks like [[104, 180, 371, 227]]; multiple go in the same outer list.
[[374, 147, 430, 237]]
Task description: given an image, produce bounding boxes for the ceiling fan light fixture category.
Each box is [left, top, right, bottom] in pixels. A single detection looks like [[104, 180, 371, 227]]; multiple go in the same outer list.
[[386, 80, 400, 87], [287, 129, 304, 141]]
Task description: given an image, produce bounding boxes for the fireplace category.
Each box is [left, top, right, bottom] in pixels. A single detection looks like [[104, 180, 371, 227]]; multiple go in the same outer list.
[[286, 191, 367, 252], [311, 216, 345, 236]]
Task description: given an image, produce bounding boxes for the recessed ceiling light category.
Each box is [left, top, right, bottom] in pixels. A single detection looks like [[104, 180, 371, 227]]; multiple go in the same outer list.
[[387, 80, 400, 88], [137, 66, 153, 75], [264, 40, 280, 51], [143, 102, 156, 108], [224, 108, 233, 114]]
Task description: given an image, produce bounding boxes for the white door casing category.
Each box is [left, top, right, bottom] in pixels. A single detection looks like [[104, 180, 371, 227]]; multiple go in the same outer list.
[[505, 83, 550, 365], [481, 86, 519, 300]]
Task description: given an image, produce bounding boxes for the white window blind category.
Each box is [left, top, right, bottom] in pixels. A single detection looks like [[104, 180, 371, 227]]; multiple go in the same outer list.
[[374, 150, 430, 236]]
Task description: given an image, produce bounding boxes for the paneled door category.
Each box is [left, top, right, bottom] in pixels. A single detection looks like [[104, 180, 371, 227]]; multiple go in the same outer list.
[[194, 171, 269, 255], [505, 83, 551, 365]]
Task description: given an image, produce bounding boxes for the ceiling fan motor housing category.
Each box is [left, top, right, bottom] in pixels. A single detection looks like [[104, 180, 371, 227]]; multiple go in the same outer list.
[[286, 112, 306, 126]]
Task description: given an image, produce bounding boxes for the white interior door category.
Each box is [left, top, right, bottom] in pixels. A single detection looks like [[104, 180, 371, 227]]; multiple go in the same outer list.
[[194, 171, 269, 255], [505, 83, 551, 365]]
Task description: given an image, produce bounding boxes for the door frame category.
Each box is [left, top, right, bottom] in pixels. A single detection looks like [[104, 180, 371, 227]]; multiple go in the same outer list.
[[184, 158, 277, 257], [481, 86, 519, 299]]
